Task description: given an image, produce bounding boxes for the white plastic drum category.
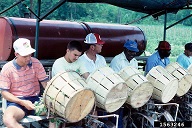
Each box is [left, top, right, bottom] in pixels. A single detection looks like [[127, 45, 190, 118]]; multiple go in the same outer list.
[[43, 71, 95, 122], [165, 62, 192, 96], [119, 66, 153, 108], [146, 66, 178, 103], [86, 66, 128, 113]]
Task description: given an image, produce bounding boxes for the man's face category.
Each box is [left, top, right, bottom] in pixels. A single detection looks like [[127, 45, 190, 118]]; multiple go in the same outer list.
[[93, 44, 103, 53], [124, 48, 137, 61], [159, 49, 171, 58], [15, 53, 32, 66], [67, 49, 82, 63], [185, 50, 192, 57]]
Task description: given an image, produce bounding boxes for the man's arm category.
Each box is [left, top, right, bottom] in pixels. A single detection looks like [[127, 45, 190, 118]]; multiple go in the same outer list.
[[40, 80, 48, 89]]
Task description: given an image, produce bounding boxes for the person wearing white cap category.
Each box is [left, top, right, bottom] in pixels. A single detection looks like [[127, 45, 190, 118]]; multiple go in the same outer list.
[[79, 33, 107, 73], [0, 38, 49, 128], [78, 33, 107, 126]]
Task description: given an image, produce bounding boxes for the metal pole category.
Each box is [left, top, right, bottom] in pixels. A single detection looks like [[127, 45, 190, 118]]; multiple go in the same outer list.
[[163, 10, 167, 41], [166, 13, 192, 30], [126, 10, 165, 25], [34, 0, 41, 58], [0, 0, 24, 15]]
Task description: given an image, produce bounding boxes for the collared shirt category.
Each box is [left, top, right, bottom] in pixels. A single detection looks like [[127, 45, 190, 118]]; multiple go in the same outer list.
[[176, 53, 192, 69], [52, 57, 88, 77], [145, 51, 170, 75], [0, 57, 48, 97], [110, 52, 138, 73], [78, 53, 107, 73]]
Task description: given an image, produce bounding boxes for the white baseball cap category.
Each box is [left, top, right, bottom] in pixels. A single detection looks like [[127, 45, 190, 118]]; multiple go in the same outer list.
[[84, 33, 105, 45], [13, 38, 36, 56]]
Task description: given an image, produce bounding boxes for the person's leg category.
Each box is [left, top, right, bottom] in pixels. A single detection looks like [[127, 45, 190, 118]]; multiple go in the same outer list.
[[3, 106, 25, 128], [49, 121, 56, 128]]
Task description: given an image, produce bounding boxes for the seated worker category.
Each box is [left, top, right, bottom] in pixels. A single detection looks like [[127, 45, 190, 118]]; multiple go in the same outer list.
[[145, 41, 171, 75], [52, 40, 89, 78], [176, 42, 192, 69], [51, 40, 89, 128], [0, 38, 49, 128], [110, 40, 139, 72], [79, 33, 107, 73], [110, 40, 139, 128], [79, 33, 108, 126]]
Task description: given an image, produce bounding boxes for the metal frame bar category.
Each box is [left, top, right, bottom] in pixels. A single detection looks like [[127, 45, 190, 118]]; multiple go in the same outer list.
[[0, 0, 24, 15], [21, 2, 40, 19], [38, 0, 67, 21], [34, 0, 67, 58], [34, 0, 41, 58], [166, 13, 192, 30], [126, 10, 165, 25], [163, 10, 167, 41]]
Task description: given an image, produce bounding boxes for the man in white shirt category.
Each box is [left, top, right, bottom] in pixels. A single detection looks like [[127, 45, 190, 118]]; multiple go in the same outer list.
[[79, 33, 107, 73], [110, 40, 139, 72], [109, 40, 139, 128], [52, 40, 89, 78], [51, 40, 90, 128]]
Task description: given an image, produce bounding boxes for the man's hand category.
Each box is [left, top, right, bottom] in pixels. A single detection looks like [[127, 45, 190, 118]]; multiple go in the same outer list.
[[20, 100, 35, 110]]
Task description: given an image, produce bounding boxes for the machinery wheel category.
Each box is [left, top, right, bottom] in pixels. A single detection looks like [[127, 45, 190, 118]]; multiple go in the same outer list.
[[130, 113, 154, 128]]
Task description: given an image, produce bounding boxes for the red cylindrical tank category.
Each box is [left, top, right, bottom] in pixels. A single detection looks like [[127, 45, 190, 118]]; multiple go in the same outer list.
[[0, 17, 146, 61]]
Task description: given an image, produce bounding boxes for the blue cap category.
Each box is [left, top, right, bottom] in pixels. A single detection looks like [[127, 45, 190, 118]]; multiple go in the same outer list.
[[124, 40, 139, 52]]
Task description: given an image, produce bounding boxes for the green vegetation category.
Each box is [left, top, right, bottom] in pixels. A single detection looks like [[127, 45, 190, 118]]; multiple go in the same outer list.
[[0, 1, 191, 60], [137, 25, 192, 58]]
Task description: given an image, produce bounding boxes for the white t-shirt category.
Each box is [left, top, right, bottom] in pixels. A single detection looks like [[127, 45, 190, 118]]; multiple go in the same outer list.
[[79, 53, 107, 73], [52, 57, 88, 77], [110, 52, 138, 72]]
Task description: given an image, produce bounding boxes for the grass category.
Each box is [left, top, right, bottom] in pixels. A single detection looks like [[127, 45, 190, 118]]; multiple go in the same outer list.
[[136, 24, 192, 58]]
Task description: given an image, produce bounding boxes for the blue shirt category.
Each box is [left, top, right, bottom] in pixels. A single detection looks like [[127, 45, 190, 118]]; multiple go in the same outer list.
[[145, 51, 170, 75], [176, 53, 192, 69]]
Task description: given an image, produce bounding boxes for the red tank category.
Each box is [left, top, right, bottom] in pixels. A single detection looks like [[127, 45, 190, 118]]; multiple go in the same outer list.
[[0, 17, 146, 61]]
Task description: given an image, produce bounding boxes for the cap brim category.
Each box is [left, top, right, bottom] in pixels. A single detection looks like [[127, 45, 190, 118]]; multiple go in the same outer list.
[[124, 46, 139, 52], [133, 49, 139, 52], [97, 41, 105, 45], [18, 48, 36, 56], [84, 41, 96, 44]]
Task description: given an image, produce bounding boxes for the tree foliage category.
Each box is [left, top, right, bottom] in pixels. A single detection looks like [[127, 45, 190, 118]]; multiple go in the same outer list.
[[1, 1, 191, 25], [0, 0, 191, 57]]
